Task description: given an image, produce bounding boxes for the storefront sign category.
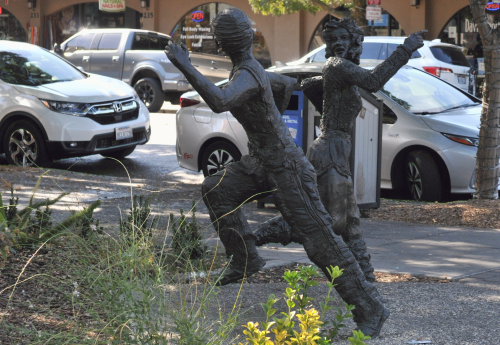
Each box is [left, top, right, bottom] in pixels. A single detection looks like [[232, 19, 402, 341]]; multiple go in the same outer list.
[[448, 26, 456, 38], [367, 0, 381, 5], [486, 2, 500, 11], [374, 14, 388, 26], [366, 6, 382, 21], [191, 11, 204, 22], [99, 0, 126, 12]]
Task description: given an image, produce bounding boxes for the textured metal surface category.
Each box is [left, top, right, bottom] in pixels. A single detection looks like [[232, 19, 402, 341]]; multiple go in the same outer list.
[[163, 10, 419, 338]]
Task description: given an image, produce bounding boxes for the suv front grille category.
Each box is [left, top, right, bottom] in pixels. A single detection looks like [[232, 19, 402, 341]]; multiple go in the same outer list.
[[86, 98, 140, 125], [96, 132, 145, 149]]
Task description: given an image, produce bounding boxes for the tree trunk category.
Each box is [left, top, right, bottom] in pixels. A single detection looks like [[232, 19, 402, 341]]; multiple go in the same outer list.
[[470, 0, 500, 199]]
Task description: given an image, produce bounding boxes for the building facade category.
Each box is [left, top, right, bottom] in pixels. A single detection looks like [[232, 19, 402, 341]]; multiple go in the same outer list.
[[0, 0, 480, 64]]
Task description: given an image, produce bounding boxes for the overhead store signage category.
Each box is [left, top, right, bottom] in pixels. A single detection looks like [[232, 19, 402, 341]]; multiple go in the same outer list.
[[366, 6, 382, 21], [367, 0, 381, 5], [191, 11, 204, 22], [486, 2, 500, 11], [99, 0, 126, 12]]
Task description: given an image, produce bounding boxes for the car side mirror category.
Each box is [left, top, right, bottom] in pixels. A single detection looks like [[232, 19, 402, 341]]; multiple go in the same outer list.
[[53, 43, 63, 56]]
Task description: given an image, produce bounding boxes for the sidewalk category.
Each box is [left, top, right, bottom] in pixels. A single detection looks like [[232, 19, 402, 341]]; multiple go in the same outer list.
[[258, 219, 500, 284]]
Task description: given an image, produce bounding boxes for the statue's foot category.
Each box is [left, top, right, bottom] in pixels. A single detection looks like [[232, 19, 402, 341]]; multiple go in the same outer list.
[[216, 258, 265, 286], [355, 304, 390, 338]]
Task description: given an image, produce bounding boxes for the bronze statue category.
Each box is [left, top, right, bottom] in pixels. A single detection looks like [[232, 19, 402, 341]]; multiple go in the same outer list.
[[166, 9, 391, 337], [255, 20, 426, 281]]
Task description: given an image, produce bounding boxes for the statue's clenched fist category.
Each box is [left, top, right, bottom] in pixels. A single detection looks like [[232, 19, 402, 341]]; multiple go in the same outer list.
[[403, 30, 427, 52], [164, 41, 191, 68]]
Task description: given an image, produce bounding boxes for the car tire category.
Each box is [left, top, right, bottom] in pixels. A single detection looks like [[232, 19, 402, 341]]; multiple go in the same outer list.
[[202, 141, 241, 177], [3, 120, 51, 167], [405, 150, 442, 202], [101, 146, 136, 159], [134, 77, 164, 113]]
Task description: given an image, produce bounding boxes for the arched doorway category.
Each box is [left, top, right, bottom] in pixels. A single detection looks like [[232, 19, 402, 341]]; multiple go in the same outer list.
[[308, 10, 404, 52], [0, 7, 28, 42], [171, 3, 272, 68], [45, 3, 141, 49]]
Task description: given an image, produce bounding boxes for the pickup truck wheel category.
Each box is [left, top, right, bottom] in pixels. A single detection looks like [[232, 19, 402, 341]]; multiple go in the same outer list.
[[134, 78, 164, 113], [101, 146, 136, 159], [202, 141, 241, 177], [3, 120, 51, 167]]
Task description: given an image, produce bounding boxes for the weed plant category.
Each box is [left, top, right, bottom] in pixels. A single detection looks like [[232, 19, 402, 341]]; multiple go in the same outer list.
[[1, 178, 241, 344], [170, 201, 207, 261], [237, 266, 370, 345]]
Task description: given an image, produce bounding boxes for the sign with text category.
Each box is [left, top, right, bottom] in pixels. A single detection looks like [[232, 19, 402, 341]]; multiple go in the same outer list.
[[366, 6, 382, 21], [367, 0, 381, 5], [99, 0, 126, 12], [191, 11, 204, 22]]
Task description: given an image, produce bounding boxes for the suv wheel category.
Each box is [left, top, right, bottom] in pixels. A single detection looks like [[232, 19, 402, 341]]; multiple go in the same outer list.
[[3, 120, 51, 167], [134, 77, 164, 113], [101, 146, 136, 159], [202, 141, 241, 177], [405, 150, 442, 202]]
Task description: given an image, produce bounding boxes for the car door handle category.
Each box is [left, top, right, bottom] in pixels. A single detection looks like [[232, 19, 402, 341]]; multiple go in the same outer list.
[[82, 56, 90, 62], [112, 56, 120, 62], [211, 61, 218, 69]]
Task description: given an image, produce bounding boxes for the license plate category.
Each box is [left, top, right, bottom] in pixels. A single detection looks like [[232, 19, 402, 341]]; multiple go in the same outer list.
[[458, 75, 466, 84], [115, 126, 133, 140]]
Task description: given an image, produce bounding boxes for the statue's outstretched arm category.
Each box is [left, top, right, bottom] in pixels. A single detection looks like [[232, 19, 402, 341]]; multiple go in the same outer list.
[[165, 42, 259, 113]]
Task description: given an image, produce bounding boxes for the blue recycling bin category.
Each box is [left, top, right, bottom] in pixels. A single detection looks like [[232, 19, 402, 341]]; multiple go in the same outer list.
[[282, 90, 304, 148]]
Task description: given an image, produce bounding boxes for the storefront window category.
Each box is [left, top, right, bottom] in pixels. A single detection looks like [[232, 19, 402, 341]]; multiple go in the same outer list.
[[0, 7, 28, 42], [308, 10, 404, 52], [45, 3, 140, 49], [171, 3, 272, 68]]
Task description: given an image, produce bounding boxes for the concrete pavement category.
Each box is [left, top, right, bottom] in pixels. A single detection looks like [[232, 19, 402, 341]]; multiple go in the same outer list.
[[257, 218, 500, 283]]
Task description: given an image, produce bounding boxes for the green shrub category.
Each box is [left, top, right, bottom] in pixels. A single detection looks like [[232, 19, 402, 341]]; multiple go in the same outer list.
[[170, 201, 206, 261], [119, 194, 157, 244], [0, 179, 100, 264], [236, 265, 370, 345]]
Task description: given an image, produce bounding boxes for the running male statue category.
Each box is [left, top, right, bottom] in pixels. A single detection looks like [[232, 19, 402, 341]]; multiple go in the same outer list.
[[165, 9, 389, 337], [255, 19, 426, 283]]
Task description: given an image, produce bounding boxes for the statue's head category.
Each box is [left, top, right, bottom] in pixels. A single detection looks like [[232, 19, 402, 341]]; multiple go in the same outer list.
[[323, 18, 364, 64], [211, 8, 254, 56]]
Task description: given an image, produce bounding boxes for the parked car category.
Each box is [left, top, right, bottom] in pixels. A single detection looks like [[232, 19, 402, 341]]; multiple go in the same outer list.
[[176, 60, 486, 201], [295, 37, 473, 93], [0, 41, 150, 167], [58, 29, 232, 112]]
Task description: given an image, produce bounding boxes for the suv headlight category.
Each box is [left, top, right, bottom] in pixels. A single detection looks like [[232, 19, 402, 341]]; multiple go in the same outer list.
[[442, 133, 479, 147], [40, 100, 90, 117]]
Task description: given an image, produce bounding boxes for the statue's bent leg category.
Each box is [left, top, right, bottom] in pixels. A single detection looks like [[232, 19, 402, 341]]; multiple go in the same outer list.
[[318, 170, 375, 282], [269, 160, 388, 338], [202, 161, 266, 285]]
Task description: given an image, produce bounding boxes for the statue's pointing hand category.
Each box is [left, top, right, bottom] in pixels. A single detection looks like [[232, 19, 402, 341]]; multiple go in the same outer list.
[[165, 41, 191, 68], [403, 30, 427, 52]]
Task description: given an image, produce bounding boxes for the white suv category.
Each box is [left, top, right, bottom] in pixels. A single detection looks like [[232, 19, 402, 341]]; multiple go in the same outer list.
[[296, 37, 473, 93], [0, 41, 150, 167]]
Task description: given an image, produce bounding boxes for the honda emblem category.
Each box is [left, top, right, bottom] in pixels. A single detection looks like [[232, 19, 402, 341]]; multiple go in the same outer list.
[[113, 102, 123, 113]]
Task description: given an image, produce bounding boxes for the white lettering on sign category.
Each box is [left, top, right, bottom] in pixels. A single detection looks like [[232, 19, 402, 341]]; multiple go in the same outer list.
[[465, 18, 500, 32], [366, 6, 382, 21], [182, 27, 211, 32]]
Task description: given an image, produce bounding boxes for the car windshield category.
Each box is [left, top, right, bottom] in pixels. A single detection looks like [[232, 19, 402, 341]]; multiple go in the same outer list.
[[380, 67, 479, 114], [0, 47, 85, 86]]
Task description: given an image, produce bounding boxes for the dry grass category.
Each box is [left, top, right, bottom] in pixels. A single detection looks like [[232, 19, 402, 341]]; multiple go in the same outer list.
[[365, 198, 500, 229]]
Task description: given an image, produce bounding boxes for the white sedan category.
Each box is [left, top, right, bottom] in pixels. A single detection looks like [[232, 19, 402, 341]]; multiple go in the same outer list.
[[176, 61, 484, 202]]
